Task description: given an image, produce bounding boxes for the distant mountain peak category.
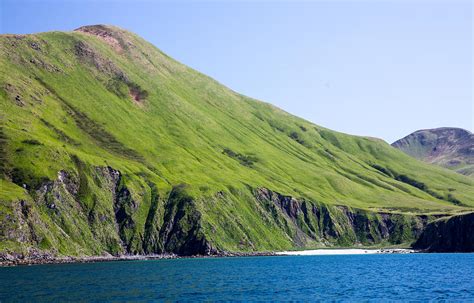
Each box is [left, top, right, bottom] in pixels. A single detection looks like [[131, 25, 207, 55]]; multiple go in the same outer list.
[[392, 127, 474, 176], [409, 127, 472, 138]]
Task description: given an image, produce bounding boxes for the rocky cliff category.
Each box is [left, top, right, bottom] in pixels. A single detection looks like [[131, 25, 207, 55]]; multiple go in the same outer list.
[[413, 212, 474, 252], [253, 188, 431, 247], [1, 163, 433, 260]]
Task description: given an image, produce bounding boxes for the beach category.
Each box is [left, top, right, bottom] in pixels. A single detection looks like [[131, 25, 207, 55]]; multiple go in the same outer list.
[[275, 248, 416, 256]]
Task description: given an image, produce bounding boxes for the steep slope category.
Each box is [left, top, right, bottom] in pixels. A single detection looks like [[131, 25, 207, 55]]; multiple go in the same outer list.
[[413, 212, 474, 252], [1, 25, 474, 258], [392, 128, 474, 177]]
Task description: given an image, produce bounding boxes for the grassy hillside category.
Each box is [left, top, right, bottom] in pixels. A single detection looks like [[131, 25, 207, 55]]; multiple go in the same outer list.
[[1, 25, 473, 257]]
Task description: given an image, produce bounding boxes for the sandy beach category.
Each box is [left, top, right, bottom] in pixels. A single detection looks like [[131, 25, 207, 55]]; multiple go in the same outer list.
[[275, 248, 416, 256]]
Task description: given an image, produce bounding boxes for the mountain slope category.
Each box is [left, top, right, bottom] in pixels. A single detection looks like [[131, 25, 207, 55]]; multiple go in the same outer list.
[[1, 25, 474, 257], [392, 128, 474, 177]]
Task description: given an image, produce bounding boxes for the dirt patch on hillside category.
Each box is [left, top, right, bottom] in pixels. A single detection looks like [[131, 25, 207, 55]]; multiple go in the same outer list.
[[128, 83, 148, 106], [129, 90, 142, 106], [75, 25, 125, 53]]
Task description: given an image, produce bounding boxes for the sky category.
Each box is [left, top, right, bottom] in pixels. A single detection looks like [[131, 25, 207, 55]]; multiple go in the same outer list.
[[1, 0, 472, 143]]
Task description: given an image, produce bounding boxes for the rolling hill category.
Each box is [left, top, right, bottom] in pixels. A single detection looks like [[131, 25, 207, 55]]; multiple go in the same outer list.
[[393, 128, 474, 177], [1, 25, 473, 258]]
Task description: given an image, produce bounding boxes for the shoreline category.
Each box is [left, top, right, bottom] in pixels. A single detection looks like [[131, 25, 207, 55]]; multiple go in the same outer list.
[[0, 251, 276, 267], [0, 248, 417, 267], [275, 248, 416, 256]]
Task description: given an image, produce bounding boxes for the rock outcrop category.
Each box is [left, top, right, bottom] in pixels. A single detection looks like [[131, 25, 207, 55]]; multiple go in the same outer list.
[[2, 161, 211, 258], [413, 212, 474, 252], [254, 188, 429, 247]]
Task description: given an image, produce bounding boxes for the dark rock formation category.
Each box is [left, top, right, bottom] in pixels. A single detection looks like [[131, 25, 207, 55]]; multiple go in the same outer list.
[[413, 212, 474, 252], [159, 184, 214, 255], [2, 160, 213, 259]]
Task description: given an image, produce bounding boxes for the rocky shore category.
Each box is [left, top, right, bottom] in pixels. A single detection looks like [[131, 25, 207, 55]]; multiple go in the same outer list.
[[0, 250, 277, 267], [0, 252, 176, 267], [1, 248, 423, 266]]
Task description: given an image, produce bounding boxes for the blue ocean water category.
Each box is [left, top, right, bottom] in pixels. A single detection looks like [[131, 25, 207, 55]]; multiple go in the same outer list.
[[1, 253, 473, 301]]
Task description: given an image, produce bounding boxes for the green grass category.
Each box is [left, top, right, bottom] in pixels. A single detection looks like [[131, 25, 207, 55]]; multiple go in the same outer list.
[[1, 25, 473, 256], [0, 179, 28, 202]]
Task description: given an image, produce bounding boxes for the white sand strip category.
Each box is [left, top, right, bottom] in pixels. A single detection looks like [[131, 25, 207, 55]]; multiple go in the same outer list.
[[275, 248, 414, 255]]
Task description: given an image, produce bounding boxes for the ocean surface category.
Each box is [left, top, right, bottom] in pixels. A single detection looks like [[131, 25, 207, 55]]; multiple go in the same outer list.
[[1, 253, 473, 301]]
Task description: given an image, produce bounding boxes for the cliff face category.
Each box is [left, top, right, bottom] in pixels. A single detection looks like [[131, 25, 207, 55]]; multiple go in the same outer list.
[[254, 188, 430, 247], [1, 165, 212, 258], [0, 166, 432, 259], [413, 212, 474, 252], [392, 128, 474, 177]]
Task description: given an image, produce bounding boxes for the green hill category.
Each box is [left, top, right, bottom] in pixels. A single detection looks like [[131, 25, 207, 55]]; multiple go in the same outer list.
[[393, 128, 474, 177], [1, 25, 473, 257]]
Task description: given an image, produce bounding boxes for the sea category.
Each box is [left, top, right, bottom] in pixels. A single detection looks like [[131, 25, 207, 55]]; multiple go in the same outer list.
[[1, 253, 473, 301]]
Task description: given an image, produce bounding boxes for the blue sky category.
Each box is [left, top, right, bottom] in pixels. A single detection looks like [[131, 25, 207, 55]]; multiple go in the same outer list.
[[1, 0, 472, 143]]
